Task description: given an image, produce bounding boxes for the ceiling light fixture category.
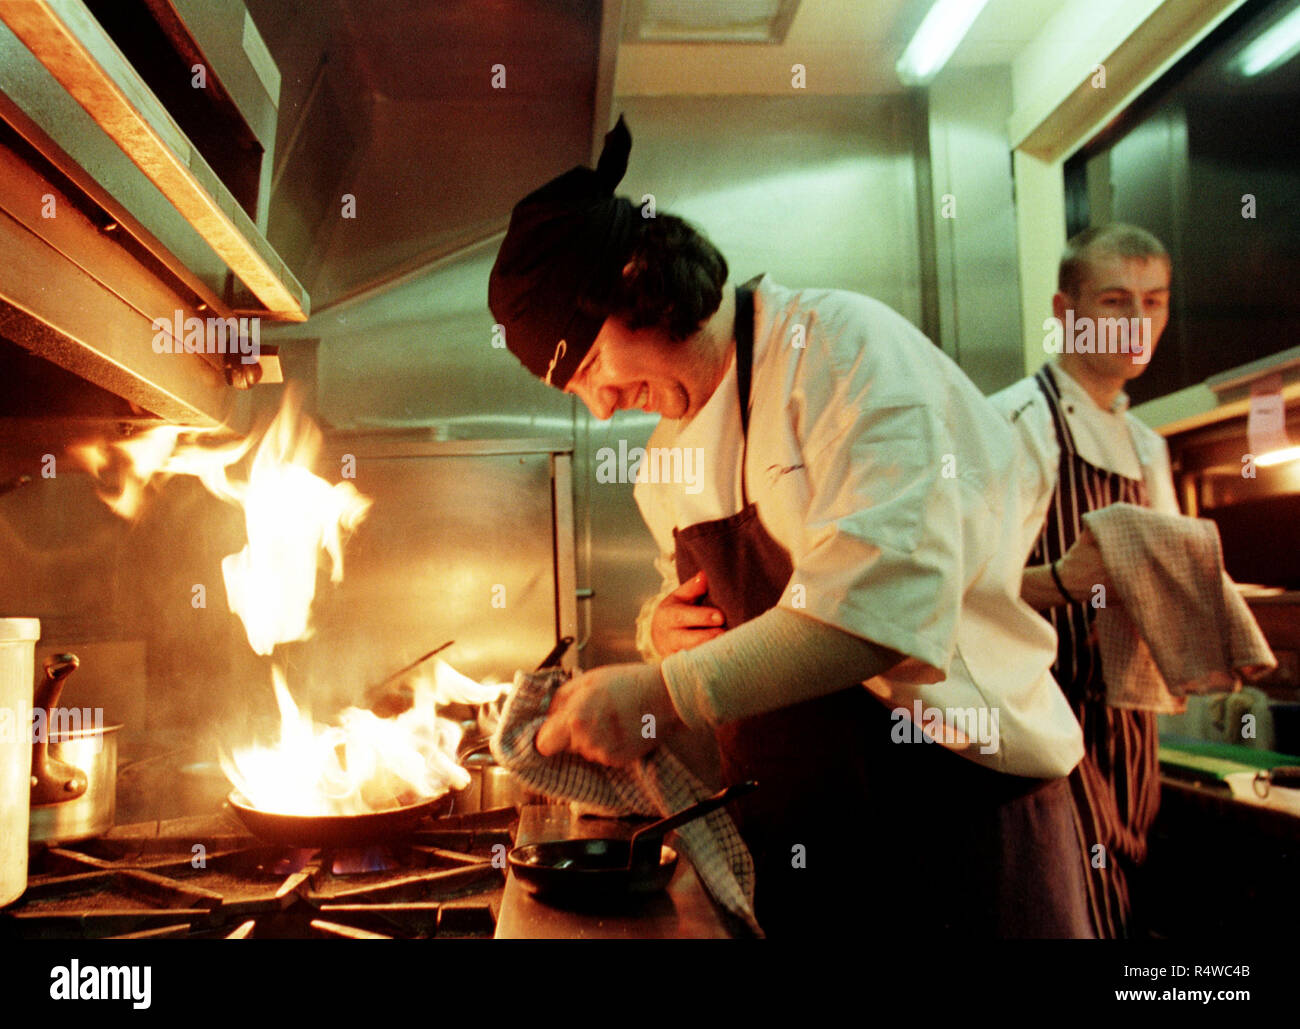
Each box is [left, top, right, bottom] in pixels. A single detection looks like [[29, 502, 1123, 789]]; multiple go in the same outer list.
[[1254, 444, 1300, 467], [895, 0, 992, 87], [623, 0, 800, 44], [1237, 4, 1300, 78]]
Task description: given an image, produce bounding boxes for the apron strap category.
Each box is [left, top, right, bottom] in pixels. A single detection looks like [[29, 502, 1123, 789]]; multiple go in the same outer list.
[[734, 284, 755, 506], [1033, 363, 1080, 458]]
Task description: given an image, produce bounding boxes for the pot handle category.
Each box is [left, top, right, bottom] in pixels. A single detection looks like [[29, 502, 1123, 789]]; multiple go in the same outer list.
[[30, 654, 89, 805]]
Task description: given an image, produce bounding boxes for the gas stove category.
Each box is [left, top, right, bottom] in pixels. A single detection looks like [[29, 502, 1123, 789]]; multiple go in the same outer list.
[[4, 807, 515, 940]]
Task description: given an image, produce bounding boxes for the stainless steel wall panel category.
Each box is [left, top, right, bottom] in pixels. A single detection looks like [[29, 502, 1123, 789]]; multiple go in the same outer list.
[[926, 67, 1026, 394], [309, 438, 573, 699]]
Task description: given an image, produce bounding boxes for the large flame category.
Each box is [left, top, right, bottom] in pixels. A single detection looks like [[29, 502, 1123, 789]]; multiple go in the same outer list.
[[219, 394, 371, 655], [73, 389, 371, 655], [221, 661, 508, 816], [70, 425, 249, 519], [73, 389, 511, 818]]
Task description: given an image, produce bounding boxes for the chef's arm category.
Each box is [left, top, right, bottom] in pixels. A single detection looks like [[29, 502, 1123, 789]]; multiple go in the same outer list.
[[1021, 564, 1072, 610], [1020, 528, 1109, 611], [658, 607, 903, 728]]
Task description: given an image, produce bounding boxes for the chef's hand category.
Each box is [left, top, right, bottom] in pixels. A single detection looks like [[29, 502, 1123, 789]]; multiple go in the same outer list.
[[1056, 527, 1112, 602], [535, 663, 683, 766], [651, 571, 726, 657]]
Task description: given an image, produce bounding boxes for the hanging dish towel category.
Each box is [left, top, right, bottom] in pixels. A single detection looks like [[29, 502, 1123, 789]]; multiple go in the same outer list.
[[1082, 503, 1276, 711], [490, 666, 763, 937]]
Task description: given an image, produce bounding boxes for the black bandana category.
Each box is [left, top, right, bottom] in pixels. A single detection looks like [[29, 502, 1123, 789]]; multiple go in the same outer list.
[[487, 116, 635, 388]]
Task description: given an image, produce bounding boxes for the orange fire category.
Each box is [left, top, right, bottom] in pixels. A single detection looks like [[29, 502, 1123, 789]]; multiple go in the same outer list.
[[75, 390, 504, 815], [219, 664, 490, 816], [220, 392, 371, 655], [73, 389, 370, 655], [71, 424, 250, 519]]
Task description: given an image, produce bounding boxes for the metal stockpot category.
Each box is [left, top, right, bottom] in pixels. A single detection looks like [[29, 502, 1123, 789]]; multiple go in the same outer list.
[[0, 618, 39, 907], [29, 654, 122, 846], [453, 751, 543, 813], [30, 726, 120, 845]]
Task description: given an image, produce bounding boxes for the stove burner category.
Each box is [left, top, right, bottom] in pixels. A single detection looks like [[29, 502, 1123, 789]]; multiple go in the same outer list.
[[268, 846, 402, 876], [5, 808, 516, 940], [329, 847, 395, 875]]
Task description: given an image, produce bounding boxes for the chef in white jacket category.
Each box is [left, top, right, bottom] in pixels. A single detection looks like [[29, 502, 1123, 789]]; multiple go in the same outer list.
[[489, 117, 1091, 937]]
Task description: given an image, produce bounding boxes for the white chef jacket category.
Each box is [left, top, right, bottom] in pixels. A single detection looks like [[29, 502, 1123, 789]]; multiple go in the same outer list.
[[988, 361, 1181, 524], [633, 276, 1085, 779]]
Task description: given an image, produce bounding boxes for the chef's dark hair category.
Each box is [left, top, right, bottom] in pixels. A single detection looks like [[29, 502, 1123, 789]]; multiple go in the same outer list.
[[1059, 223, 1169, 296], [579, 214, 729, 342]]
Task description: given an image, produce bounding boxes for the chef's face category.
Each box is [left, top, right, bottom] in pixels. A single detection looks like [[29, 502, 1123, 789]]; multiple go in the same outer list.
[[564, 316, 727, 422], [1054, 254, 1171, 380]]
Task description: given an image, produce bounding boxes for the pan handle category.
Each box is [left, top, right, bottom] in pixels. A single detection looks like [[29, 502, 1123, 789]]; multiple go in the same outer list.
[[457, 637, 578, 761], [629, 780, 758, 862], [536, 636, 575, 672], [30, 654, 89, 805]]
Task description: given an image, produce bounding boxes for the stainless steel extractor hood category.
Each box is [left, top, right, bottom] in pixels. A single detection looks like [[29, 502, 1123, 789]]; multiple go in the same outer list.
[[245, 0, 615, 312], [0, 0, 306, 426], [0, 0, 618, 425]]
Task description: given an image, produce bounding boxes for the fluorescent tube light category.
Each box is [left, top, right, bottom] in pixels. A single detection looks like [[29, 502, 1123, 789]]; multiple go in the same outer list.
[[1255, 445, 1300, 468], [895, 0, 992, 86], [1238, 5, 1300, 77]]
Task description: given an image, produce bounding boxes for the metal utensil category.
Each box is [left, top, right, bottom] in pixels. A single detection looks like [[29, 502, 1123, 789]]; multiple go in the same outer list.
[[366, 640, 454, 696], [536, 636, 575, 674], [30, 655, 86, 806], [0, 617, 40, 907], [626, 780, 758, 868], [458, 636, 574, 762], [453, 637, 576, 812], [225, 641, 465, 845]]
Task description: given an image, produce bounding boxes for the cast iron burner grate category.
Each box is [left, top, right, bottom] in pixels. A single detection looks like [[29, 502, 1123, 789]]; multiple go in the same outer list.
[[2, 808, 515, 940]]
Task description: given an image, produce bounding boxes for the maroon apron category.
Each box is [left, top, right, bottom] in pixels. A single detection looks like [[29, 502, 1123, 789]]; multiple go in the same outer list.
[[671, 287, 1094, 938], [673, 286, 880, 936]]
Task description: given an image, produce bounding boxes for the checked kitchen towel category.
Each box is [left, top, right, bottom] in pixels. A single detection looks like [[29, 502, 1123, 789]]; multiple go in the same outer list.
[[1083, 503, 1276, 711], [491, 666, 763, 937]]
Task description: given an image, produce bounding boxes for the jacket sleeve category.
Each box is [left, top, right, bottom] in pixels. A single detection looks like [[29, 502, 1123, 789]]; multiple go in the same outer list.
[[768, 302, 987, 675]]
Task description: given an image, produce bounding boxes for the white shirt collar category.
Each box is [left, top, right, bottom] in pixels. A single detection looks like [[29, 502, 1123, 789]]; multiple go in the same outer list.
[[1051, 361, 1130, 415]]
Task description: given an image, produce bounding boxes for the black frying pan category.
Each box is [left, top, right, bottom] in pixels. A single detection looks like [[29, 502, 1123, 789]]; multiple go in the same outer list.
[[508, 781, 757, 899]]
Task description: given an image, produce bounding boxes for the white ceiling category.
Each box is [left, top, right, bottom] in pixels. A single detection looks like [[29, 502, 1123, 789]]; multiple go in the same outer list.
[[615, 0, 1072, 94], [950, 0, 1071, 65]]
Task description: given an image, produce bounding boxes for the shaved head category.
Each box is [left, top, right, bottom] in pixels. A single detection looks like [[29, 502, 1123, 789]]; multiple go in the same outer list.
[[1059, 224, 1169, 296]]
